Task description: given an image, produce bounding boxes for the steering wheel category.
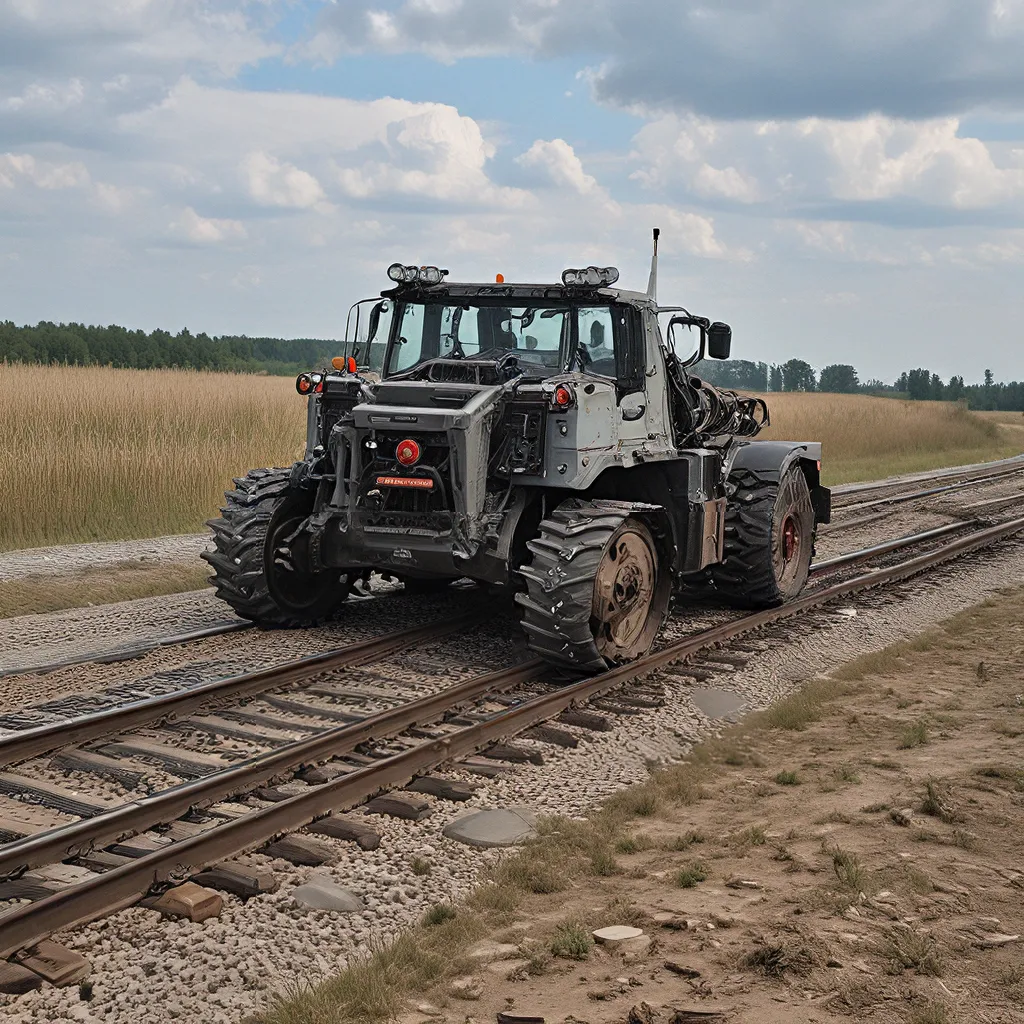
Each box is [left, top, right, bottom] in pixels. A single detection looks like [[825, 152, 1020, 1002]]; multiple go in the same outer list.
[[493, 351, 521, 381]]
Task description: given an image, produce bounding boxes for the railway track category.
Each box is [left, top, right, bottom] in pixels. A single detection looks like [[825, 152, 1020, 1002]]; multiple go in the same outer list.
[[1, 511, 1022, 976], [829, 454, 1024, 506]]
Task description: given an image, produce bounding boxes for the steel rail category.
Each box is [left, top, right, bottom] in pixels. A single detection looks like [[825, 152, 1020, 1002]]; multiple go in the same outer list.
[[0, 660, 544, 883], [831, 467, 1024, 514], [2, 513, 1022, 958], [830, 455, 1024, 501], [0, 613, 485, 769], [809, 521, 974, 575], [0, 517, 992, 878], [0, 621, 251, 680]]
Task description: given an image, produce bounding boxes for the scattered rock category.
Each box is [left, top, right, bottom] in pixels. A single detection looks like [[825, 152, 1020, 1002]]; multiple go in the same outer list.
[[467, 940, 520, 963], [450, 975, 483, 1000], [414, 1002, 443, 1017], [150, 882, 223, 923], [291, 876, 364, 913], [621, 934, 654, 960], [974, 933, 1020, 948], [725, 878, 761, 891], [627, 1002, 659, 1024], [652, 912, 686, 930], [490, 958, 531, 979], [442, 808, 538, 848], [664, 963, 702, 979], [890, 808, 914, 827], [593, 925, 645, 949]]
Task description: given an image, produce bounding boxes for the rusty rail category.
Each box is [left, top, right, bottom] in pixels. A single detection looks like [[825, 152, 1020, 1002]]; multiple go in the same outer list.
[[0, 613, 484, 769], [1, 513, 1021, 957]]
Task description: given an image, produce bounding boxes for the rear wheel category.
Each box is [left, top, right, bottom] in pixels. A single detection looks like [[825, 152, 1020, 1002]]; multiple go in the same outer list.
[[203, 469, 352, 626], [708, 465, 814, 608], [516, 499, 671, 672]]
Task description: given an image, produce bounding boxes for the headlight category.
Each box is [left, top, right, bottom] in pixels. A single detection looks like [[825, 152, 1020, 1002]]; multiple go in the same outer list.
[[561, 265, 619, 287], [386, 263, 447, 285]]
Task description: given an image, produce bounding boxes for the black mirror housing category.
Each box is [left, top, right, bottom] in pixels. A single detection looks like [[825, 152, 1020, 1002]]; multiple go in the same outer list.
[[707, 322, 731, 360]]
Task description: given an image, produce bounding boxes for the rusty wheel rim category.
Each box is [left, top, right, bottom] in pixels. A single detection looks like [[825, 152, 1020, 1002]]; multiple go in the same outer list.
[[772, 475, 809, 591], [592, 527, 658, 660]]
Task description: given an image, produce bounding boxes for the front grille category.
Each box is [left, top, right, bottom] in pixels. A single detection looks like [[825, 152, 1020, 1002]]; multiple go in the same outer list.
[[358, 431, 455, 532]]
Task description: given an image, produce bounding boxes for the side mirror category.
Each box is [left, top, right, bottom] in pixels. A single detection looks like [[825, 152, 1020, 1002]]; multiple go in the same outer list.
[[707, 322, 731, 360], [367, 302, 384, 343]]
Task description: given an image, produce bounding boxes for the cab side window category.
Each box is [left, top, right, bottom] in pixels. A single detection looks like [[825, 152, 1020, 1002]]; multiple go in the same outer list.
[[578, 307, 617, 378], [578, 306, 644, 393]]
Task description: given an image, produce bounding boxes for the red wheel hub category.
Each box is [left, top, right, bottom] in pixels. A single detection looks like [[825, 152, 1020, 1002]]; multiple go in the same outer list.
[[782, 515, 799, 561]]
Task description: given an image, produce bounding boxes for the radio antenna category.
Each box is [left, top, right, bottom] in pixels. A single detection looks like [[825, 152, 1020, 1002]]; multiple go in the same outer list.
[[647, 227, 660, 302]]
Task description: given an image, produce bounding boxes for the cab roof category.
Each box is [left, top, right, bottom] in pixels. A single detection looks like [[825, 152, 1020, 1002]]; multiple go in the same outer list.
[[381, 280, 654, 308]]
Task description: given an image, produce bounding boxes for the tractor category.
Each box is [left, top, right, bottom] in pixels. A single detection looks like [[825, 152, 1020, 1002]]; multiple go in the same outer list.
[[204, 230, 830, 671]]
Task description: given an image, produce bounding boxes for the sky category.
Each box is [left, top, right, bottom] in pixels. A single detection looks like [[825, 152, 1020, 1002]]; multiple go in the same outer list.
[[1, 1, 1022, 383]]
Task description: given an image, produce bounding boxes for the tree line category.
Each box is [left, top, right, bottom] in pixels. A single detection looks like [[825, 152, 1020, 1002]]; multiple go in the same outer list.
[[0, 321, 335, 376], [693, 357, 1024, 412], [1, 319, 1021, 411]]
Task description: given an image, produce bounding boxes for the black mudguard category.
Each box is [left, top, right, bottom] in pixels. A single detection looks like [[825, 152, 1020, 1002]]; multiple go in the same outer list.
[[725, 440, 831, 525]]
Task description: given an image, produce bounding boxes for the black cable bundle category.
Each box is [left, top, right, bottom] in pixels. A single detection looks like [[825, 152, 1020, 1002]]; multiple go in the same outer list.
[[665, 348, 769, 444]]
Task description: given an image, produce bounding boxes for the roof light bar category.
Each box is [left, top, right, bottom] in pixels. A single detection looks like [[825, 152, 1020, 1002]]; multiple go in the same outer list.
[[386, 263, 449, 285], [561, 265, 619, 288]]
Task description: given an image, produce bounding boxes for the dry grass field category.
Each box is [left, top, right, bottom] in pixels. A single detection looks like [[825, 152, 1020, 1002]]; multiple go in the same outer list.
[[0, 364, 305, 552], [762, 392, 1020, 484], [1, 364, 1019, 552]]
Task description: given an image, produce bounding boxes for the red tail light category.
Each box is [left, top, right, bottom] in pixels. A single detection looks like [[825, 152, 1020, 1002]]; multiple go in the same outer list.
[[296, 373, 312, 395], [396, 439, 421, 466], [554, 385, 573, 408]]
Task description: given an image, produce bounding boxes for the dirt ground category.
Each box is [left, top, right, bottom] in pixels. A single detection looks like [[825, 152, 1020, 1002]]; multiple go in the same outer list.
[[403, 588, 1024, 1024]]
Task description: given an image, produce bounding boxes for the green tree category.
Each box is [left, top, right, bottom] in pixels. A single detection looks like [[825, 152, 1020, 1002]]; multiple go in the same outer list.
[[781, 358, 816, 392], [818, 364, 860, 393]]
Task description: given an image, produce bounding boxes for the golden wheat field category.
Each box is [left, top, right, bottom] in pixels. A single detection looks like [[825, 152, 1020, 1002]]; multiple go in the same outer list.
[[0, 364, 1020, 551], [760, 392, 1021, 483], [0, 364, 306, 551]]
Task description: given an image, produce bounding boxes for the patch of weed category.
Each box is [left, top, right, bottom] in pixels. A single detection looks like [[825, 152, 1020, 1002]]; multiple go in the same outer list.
[[881, 930, 943, 977], [549, 922, 592, 961], [615, 833, 654, 855], [775, 770, 801, 786], [409, 856, 432, 877], [676, 861, 709, 888], [589, 848, 620, 877], [899, 720, 930, 749], [829, 846, 869, 892], [909, 1001, 951, 1024], [920, 780, 963, 824], [422, 904, 457, 927]]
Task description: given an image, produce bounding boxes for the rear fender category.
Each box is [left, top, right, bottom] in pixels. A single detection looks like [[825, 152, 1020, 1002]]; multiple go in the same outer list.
[[725, 441, 831, 525]]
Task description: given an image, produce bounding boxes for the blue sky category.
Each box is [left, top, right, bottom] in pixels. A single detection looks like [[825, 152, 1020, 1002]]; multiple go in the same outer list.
[[1, 1, 1022, 382]]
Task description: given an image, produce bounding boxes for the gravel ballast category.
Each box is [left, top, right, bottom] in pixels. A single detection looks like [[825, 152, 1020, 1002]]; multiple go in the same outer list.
[[2, 532, 1023, 1024]]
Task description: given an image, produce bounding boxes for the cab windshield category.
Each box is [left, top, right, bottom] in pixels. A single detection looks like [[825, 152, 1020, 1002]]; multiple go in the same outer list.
[[382, 302, 621, 379]]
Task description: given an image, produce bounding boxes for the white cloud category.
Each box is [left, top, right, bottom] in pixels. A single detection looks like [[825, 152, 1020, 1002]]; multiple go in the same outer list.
[[173, 206, 247, 244], [243, 151, 327, 209], [517, 138, 601, 196], [0, 152, 90, 189], [631, 112, 1024, 213]]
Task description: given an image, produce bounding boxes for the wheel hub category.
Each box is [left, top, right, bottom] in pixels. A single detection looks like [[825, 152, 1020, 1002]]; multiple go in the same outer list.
[[593, 528, 658, 656], [781, 514, 799, 562]]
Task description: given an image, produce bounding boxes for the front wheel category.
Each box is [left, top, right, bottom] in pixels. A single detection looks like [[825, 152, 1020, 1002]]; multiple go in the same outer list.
[[203, 469, 352, 626], [516, 499, 672, 672], [708, 464, 815, 608]]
